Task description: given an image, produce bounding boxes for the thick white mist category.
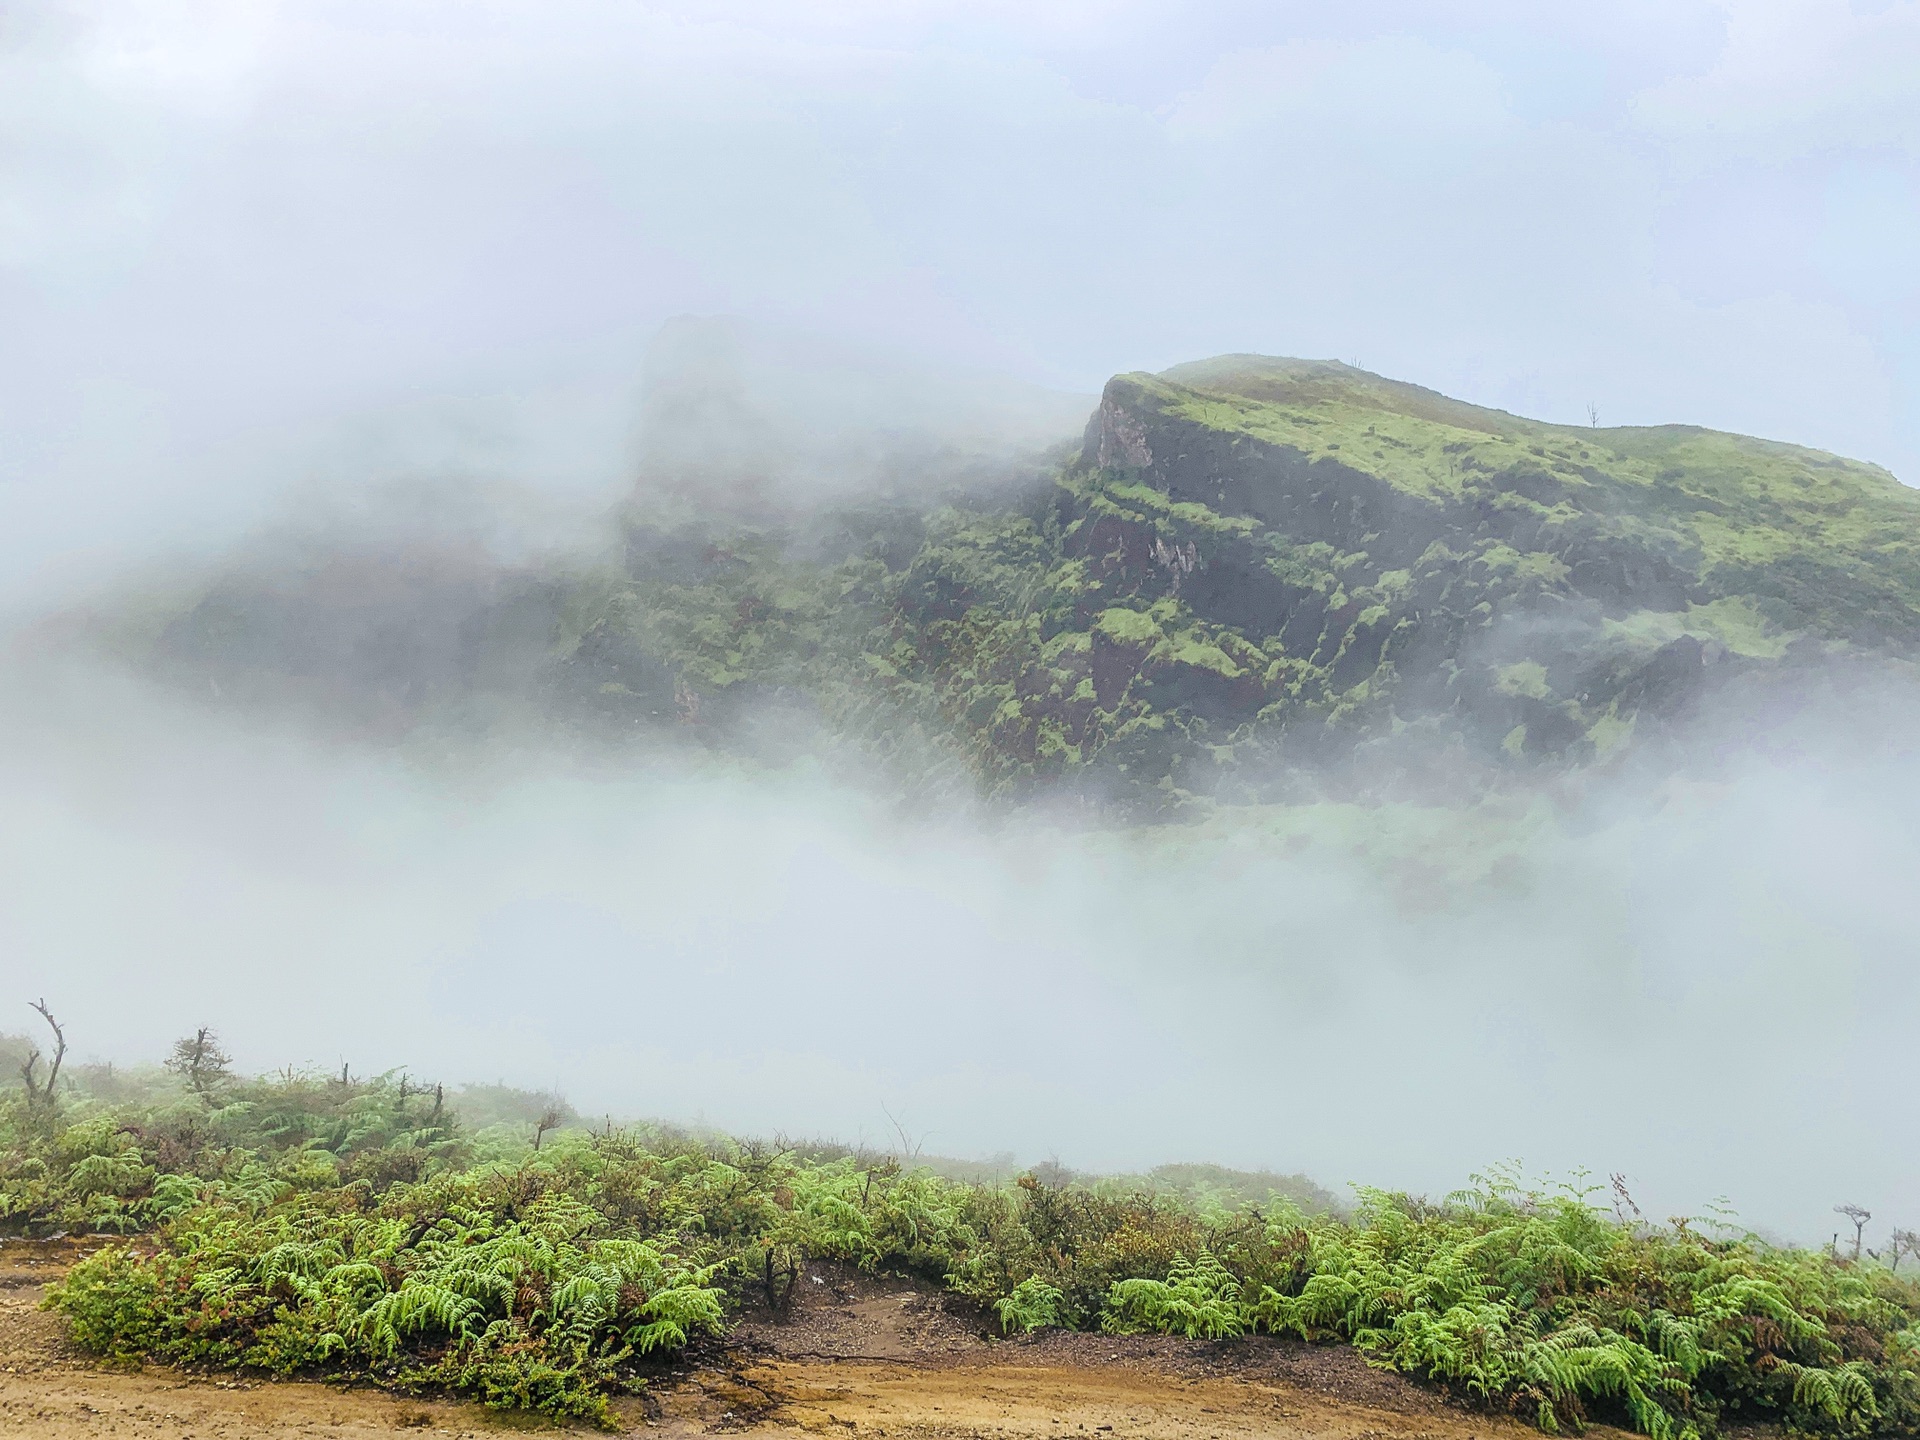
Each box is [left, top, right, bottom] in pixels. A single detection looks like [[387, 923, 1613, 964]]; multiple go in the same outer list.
[[3, 655, 1915, 1244]]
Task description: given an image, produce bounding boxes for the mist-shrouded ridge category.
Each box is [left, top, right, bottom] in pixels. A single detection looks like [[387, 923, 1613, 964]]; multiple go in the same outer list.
[[104, 329, 1920, 819]]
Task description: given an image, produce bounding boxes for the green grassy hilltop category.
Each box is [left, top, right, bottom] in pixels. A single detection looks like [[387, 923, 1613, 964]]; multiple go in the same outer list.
[[142, 356, 1920, 808]]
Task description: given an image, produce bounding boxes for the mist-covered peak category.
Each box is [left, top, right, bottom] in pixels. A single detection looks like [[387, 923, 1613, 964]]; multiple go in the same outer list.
[[76, 345, 1920, 812], [634, 316, 1093, 511]]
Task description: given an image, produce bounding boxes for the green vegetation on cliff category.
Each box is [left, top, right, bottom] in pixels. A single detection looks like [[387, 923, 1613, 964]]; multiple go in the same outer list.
[[142, 356, 1920, 810]]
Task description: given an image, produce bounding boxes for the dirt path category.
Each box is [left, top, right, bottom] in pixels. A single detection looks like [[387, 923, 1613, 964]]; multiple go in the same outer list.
[[655, 1357, 1532, 1440], [0, 1245, 1556, 1440]]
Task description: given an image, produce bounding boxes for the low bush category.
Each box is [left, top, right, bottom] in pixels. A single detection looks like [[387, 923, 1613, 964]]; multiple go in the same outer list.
[[15, 1056, 1920, 1435], [50, 1176, 723, 1425]]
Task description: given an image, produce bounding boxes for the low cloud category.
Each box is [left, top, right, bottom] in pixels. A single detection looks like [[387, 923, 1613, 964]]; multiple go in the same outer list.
[[4, 634, 1917, 1244]]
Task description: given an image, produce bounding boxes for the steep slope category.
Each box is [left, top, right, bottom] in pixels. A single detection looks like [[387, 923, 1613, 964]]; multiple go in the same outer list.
[[128, 355, 1920, 809], [874, 356, 1920, 799]]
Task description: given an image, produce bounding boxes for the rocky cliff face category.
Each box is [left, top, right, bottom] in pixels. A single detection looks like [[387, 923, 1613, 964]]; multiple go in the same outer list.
[[919, 355, 1920, 799]]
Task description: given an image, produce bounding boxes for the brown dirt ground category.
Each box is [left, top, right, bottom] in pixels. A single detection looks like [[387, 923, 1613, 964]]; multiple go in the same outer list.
[[0, 1244, 1588, 1440]]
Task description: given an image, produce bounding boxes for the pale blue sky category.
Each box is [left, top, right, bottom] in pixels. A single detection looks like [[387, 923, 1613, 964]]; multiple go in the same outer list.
[[3, 0, 1918, 590]]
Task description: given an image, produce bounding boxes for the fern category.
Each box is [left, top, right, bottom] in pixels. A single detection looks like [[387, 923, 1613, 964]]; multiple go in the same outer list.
[[627, 1282, 726, 1352], [356, 1281, 484, 1354], [33, 1106, 1920, 1438], [996, 1276, 1066, 1334], [1103, 1250, 1247, 1339], [1786, 1362, 1881, 1432]]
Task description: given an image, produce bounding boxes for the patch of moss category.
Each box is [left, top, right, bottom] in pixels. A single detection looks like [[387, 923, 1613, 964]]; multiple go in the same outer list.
[[1494, 662, 1551, 700], [1093, 607, 1164, 647]]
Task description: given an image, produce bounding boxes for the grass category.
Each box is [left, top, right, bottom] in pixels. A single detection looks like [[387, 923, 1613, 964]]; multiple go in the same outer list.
[[1138, 358, 1920, 638]]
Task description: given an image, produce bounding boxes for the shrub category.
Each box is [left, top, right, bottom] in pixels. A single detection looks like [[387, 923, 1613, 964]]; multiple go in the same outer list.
[[20, 1063, 1920, 1437], [1104, 1250, 1246, 1339], [996, 1276, 1066, 1334], [46, 1179, 726, 1424]]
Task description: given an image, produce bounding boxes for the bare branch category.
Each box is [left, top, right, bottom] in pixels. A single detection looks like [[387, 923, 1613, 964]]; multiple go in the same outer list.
[[1610, 1172, 1644, 1225], [1889, 1228, 1920, 1273], [532, 1104, 566, 1151], [881, 1104, 926, 1162], [22, 999, 66, 1107], [1836, 1203, 1872, 1262]]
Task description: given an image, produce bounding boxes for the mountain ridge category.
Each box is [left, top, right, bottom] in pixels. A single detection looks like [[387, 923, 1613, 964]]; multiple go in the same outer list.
[[91, 352, 1920, 811]]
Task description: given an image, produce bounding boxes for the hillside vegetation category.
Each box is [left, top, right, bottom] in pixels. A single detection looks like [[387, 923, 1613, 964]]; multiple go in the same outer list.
[[9, 1038, 1920, 1435], [133, 356, 1920, 810]]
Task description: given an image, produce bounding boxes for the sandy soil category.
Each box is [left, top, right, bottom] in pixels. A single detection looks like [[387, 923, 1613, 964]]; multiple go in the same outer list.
[[0, 1243, 1559, 1440]]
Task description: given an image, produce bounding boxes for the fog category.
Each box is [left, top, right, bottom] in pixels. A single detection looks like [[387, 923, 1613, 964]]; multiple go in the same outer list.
[[5, 0, 1920, 1248], [7, 0, 1919, 604], [5, 633, 1920, 1240]]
